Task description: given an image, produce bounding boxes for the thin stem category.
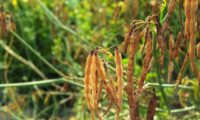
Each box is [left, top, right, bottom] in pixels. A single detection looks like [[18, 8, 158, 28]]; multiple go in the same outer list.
[[152, 32, 170, 112], [145, 82, 193, 90], [11, 31, 66, 77], [0, 40, 47, 79], [0, 77, 83, 88], [170, 106, 196, 113]]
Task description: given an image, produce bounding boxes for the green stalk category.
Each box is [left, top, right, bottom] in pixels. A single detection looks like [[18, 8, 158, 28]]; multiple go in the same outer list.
[[152, 32, 170, 112], [0, 41, 47, 79], [0, 78, 83, 88], [146, 82, 193, 90]]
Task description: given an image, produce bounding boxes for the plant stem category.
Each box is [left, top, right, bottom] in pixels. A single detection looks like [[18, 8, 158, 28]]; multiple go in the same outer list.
[[145, 82, 193, 90], [152, 32, 171, 112], [11, 31, 66, 77], [0, 77, 83, 88], [0, 40, 47, 79]]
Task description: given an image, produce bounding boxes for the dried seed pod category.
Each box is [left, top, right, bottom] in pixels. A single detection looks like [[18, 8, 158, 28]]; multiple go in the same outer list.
[[84, 51, 95, 120], [124, 26, 134, 53], [197, 43, 200, 58], [127, 30, 144, 84], [168, 34, 175, 83], [188, 0, 198, 75], [0, 9, 7, 38], [124, 84, 139, 120], [168, 61, 174, 83], [95, 53, 118, 105], [138, 30, 152, 94], [184, 0, 191, 39], [175, 53, 189, 88], [174, 32, 183, 50], [168, 0, 177, 15], [146, 89, 157, 120], [91, 52, 98, 111], [197, 4, 200, 33], [125, 30, 143, 120], [114, 47, 123, 120]]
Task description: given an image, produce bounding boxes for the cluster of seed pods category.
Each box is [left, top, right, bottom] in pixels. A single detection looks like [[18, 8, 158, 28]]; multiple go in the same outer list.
[[124, 22, 156, 120], [84, 0, 200, 119], [184, 0, 199, 75], [84, 47, 123, 120]]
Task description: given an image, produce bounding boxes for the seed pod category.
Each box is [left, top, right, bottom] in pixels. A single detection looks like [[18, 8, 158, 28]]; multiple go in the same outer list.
[[0, 9, 7, 38], [146, 89, 157, 120], [189, 0, 198, 75], [197, 43, 200, 58], [84, 51, 95, 120], [138, 30, 152, 94], [125, 30, 143, 120], [95, 53, 118, 106], [124, 26, 134, 53], [175, 53, 189, 88], [169, 34, 175, 59], [168, 61, 174, 83], [174, 32, 183, 51], [197, 4, 200, 33], [168, 0, 177, 15], [127, 30, 144, 84], [184, 0, 191, 39], [114, 47, 123, 120], [91, 52, 98, 111]]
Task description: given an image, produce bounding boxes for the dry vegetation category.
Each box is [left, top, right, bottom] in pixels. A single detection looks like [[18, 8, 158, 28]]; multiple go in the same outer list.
[[84, 0, 200, 120], [0, 0, 199, 119]]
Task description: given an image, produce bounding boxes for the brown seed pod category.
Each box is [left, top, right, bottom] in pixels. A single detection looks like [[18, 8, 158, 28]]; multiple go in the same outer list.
[[146, 89, 157, 120], [114, 47, 123, 120], [197, 43, 200, 58], [91, 52, 98, 111], [168, 61, 174, 83], [174, 32, 183, 50], [127, 30, 144, 84], [175, 53, 189, 88], [138, 30, 152, 94], [124, 26, 134, 53], [168, 34, 175, 83], [0, 9, 7, 38], [84, 51, 95, 120], [188, 0, 198, 75], [124, 84, 139, 120], [197, 4, 200, 33], [125, 30, 143, 120], [95, 52, 118, 106], [184, 0, 191, 39]]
